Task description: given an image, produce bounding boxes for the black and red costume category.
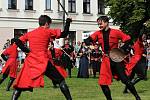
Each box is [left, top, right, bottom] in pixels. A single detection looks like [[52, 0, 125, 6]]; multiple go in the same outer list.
[[84, 16, 141, 100], [90, 47, 102, 78], [123, 37, 147, 93], [11, 15, 72, 100], [0, 40, 18, 91], [61, 43, 74, 78]]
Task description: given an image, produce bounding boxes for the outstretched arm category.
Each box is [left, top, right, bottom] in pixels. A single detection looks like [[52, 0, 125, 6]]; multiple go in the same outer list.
[[59, 18, 72, 38], [13, 38, 30, 53], [84, 37, 93, 46], [1, 54, 8, 61]]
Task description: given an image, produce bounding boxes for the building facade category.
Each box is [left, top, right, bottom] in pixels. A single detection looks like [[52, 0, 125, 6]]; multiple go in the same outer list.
[[0, 0, 118, 53]]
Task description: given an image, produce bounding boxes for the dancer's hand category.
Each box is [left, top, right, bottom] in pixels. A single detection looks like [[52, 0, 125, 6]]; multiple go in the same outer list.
[[66, 18, 72, 22]]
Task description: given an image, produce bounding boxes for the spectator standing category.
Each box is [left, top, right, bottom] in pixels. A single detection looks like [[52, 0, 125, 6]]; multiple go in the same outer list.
[[74, 41, 81, 68], [54, 40, 61, 48], [147, 43, 150, 70], [77, 42, 89, 78], [18, 49, 26, 68]]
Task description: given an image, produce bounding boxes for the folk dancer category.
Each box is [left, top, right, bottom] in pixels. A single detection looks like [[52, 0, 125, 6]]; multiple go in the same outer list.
[[61, 39, 75, 78], [123, 34, 147, 93], [0, 39, 19, 91], [11, 15, 72, 100], [84, 16, 141, 100], [48, 41, 67, 88], [90, 43, 102, 78]]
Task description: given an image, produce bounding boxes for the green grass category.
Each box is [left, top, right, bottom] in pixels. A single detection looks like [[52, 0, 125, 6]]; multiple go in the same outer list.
[[0, 68, 150, 100]]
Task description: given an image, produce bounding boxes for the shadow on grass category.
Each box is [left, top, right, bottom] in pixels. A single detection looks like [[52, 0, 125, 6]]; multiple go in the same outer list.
[[138, 89, 149, 93]]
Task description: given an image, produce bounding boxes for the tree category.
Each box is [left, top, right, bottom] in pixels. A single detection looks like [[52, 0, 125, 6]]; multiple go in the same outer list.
[[105, 0, 150, 37]]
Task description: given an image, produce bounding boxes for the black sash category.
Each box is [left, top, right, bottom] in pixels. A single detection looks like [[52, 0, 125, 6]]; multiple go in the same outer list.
[[102, 28, 110, 54]]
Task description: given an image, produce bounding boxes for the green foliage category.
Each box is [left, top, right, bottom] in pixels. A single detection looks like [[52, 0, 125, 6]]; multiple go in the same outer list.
[[105, 0, 150, 36]]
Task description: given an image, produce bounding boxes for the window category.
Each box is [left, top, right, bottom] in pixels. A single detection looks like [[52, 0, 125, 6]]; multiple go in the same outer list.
[[98, 0, 104, 14], [68, 0, 76, 13], [25, 0, 33, 10], [8, 0, 17, 9], [14, 29, 28, 47], [83, 0, 90, 14], [46, 0, 51, 10]]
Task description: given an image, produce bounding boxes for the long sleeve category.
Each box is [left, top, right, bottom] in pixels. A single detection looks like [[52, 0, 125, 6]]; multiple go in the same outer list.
[[84, 37, 93, 46], [120, 39, 133, 54], [60, 18, 72, 38], [1, 54, 8, 61], [14, 38, 30, 53]]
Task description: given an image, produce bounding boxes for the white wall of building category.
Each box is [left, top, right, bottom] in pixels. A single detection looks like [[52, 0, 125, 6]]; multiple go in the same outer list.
[[0, 0, 118, 54]]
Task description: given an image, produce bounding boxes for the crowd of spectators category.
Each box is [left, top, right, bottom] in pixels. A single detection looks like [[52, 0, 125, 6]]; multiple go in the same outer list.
[[1, 38, 150, 78]]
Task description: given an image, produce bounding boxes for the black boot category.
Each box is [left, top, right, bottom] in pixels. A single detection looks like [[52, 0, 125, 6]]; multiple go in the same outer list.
[[0, 78, 4, 85], [101, 85, 112, 100], [6, 77, 15, 91], [52, 80, 58, 88], [123, 86, 128, 94], [123, 77, 142, 94], [126, 81, 141, 100], [0, 74, 8, 85], [11, 89, 22, 100], [131, 77, 141, 85], [59, 80, 72, 100]]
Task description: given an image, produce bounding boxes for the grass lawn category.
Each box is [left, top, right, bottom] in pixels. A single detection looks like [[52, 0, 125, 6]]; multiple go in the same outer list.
[[0, 68, 150, 100]]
